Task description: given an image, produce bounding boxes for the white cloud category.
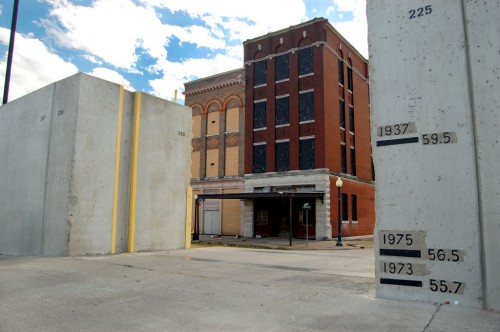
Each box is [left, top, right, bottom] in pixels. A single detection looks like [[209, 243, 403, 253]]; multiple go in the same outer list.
[[0, 28, 78, 102], [42, 0, 170, 70], [328, 0, 368, 58], [149, 52, 242, 101], [87, 67, 134, 91], [140, 0, 308, 41]]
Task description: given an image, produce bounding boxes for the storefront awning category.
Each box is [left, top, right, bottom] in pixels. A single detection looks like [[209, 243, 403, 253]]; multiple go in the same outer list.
[[195, 192, 324, 202]]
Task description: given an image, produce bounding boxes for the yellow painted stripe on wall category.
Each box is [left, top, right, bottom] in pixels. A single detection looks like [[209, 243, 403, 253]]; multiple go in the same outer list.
[[185, 187, 193, 249], [111, 86, 124, 254], [128, 91, 142, 253]]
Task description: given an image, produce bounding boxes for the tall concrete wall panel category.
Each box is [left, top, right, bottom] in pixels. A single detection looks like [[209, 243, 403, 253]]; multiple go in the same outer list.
[[135, 94, 192, 251], [68, 75, 123, 255], [42, 76, 80, 255], [0, 86, 55, 254], [0, 73, 192, 256], [368, 0, 500, 311]]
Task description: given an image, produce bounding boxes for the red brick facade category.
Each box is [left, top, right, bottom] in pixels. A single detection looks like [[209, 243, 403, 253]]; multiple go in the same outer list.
[[243, 18, 375, 238]]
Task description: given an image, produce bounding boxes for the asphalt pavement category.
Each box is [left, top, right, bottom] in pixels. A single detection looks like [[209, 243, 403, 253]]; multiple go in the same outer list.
[[1, 243, 499, 331]]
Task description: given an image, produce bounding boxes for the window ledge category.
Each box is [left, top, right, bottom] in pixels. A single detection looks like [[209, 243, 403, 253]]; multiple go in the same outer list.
[[299, 73, 314, 78]]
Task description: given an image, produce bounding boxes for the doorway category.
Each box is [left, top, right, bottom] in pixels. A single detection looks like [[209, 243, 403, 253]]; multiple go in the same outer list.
[[203, 210, 221, 235]]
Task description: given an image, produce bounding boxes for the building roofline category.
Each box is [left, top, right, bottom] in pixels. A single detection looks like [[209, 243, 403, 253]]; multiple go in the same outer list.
[[183, 67, 245, 96], [243, 17, 367, 62]]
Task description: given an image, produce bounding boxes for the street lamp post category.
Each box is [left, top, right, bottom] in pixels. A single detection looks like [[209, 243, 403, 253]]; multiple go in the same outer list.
[[336, 177, 343, 247]]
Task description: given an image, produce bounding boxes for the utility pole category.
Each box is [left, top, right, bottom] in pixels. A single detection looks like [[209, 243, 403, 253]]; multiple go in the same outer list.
[[3, 0, 20, 105]]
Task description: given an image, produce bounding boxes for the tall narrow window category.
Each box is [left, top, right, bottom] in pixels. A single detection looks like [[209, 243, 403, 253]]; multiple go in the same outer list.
[[253, 144, 266, 173], [254, 60, 267, 86], [275, 54, 289, 81], [371, 157, 375, 181], [349, 106, 354, 132], [350, 147, 356, 176], [347, 65, 353, 91], [275, 141, 289, 172], [299, 47, 313, 76], [339, 99, 345, 128], [338, 58, 344, 85], [351, 194, 358, 222], [275, 96, 289, 126], [299, 91, 314, 122], [253, 101, 266, 129], [341, 144, 347, 173], [299, 138, 315, 170], [341, 193, 348, 222]]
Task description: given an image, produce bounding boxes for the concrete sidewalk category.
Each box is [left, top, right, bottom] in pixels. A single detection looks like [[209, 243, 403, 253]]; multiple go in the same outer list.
[[1, 247, 498, 331]]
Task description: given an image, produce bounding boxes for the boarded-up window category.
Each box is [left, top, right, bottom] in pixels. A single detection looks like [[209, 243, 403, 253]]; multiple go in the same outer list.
[[192, 115, 201, 137], [206, 148, 219, 178], [226, 107, 239, 133], [225, 146, 239, 176], [191, 150, 200, 179], [207, 112, 219, 136]]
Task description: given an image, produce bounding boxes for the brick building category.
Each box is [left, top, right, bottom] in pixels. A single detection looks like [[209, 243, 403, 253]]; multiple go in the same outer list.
[[242, 18, 374, 239], [185, 18, 375, 240], [184, 69, 246, 236]]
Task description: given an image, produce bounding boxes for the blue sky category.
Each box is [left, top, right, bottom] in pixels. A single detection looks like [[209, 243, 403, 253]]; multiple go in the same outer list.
[[0, 0, 367, 104]]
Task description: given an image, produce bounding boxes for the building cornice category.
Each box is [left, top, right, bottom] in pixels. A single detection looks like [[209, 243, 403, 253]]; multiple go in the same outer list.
[[183, 77, 245, 97]]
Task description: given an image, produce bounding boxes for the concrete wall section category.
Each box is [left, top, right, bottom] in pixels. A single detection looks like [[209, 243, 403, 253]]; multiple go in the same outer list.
[[42, 75, 80, 255], [0, 73, 192, 256], [0, 85, 56, 255], [68, 75, 123, 256], [135, 94, 192, 251], [465, 1, 500, 311]]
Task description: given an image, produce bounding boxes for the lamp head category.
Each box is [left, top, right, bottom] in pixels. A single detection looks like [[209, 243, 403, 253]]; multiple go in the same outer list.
[[335, 178, 343, 188]]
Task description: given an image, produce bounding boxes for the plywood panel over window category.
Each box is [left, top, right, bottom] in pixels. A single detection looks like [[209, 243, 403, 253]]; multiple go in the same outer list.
[[226, 107, 239, 133], [191, 150, 200, 179], [222, 188, 241, 235], [207, 112, 219, 136], [192, 115, 201, 137], [225, 146, 239, 176], [206, 148, 219, 178]]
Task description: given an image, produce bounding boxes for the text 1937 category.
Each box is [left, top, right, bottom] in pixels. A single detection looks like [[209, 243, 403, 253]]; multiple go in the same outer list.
[[377, 122, 417, 137]]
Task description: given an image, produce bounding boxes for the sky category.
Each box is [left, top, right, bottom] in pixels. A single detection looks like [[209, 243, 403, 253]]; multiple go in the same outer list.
[[0, 0, 368, 104]]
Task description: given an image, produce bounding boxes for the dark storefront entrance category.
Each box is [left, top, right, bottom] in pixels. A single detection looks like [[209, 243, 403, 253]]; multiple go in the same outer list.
[[193, 192, 323, 241], [254, 197, 316, 239]]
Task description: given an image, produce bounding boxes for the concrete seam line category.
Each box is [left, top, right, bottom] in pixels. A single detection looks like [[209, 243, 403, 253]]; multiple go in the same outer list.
[[128, 91, 141, 253], [111, 85, 124, 254], [422, 303, 441, 332], [460, 0, 487, 309]]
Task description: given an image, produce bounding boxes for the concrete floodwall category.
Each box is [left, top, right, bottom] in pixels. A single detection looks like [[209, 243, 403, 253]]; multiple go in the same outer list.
[[368, 1, 500, 311], [0, 73, 192, 256]]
